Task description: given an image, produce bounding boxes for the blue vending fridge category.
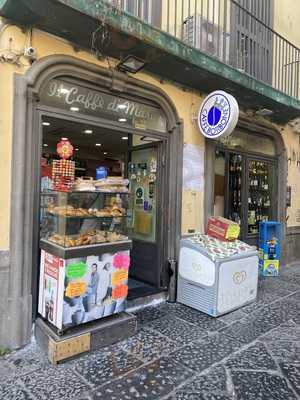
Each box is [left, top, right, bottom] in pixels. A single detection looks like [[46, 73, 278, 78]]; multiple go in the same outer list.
[[259, 221, 282, 276]]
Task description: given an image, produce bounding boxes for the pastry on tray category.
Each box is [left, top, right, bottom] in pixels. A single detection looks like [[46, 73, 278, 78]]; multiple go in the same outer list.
[[47, 228, 128, 247]]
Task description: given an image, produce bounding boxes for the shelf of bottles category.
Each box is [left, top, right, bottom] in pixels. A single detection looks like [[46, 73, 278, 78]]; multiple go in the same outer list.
[[228, 154, 242, 225], [248, 161, 272, 235]]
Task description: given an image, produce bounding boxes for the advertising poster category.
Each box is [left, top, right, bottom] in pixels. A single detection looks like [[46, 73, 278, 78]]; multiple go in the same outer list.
[[182, 144, 204, 192], [39, 250, 131, 330], [39, 250, 64, 327]]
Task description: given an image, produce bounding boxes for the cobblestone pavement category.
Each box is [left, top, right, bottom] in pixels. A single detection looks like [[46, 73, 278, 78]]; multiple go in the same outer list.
[[2, 264, 300, 399]]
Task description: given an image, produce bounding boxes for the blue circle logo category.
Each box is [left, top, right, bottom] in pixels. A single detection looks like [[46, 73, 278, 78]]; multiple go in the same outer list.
[[207, 106, 222, 126]]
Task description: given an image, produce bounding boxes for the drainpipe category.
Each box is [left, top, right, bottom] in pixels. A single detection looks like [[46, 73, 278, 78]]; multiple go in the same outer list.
[[168, 258, 177, 302]]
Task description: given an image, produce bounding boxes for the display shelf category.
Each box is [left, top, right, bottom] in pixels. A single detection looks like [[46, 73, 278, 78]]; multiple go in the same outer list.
[[40, 189, 130, 253], [46, 212, 128, 219], [41, 190, 129, 195], [249, 188, 270, 193], [40, 191, 58, 196], [40, 238, 132, 259]]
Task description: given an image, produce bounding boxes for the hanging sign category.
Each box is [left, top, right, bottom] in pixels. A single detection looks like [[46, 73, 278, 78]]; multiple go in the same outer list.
[[56, 138, 74, 159], [198, 91, 239, 139]]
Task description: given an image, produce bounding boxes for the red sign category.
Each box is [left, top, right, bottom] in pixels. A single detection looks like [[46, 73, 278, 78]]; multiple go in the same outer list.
[[44, 253, 60, 280]]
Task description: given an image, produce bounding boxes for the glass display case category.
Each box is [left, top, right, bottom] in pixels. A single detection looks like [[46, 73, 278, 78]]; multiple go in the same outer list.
[[39, 190, 132, 332], [40, 190, 130, 255]]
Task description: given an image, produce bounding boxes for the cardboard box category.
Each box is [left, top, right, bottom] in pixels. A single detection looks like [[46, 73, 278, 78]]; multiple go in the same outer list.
[[207, 217, 240, 241]]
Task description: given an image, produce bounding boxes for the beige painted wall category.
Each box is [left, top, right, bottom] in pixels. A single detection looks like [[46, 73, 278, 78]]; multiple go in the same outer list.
[[272, 1, 300, 93], [0, 23, 205, 249], [274, 0, 300, 48], [281, 124, 300, 227]]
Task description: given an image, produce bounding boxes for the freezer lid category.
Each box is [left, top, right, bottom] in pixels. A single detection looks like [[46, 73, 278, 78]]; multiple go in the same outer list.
[[180, 234, 257, 262]]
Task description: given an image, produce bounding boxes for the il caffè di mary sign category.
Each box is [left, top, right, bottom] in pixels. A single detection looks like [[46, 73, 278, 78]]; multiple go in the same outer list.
[[41, 79, 167, 133], [198, 91, 239, 139]]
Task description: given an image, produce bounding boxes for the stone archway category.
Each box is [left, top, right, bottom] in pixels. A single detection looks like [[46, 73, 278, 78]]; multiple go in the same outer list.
[[2, 55, 183, 348]]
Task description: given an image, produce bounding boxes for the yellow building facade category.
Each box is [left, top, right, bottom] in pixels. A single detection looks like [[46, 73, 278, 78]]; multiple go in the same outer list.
[[0, 25, 207, 250], [1, 0, 300, 348]]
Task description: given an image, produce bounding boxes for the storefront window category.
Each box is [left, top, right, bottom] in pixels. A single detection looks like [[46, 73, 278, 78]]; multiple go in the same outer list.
[[213, 135, 277, 244], [218, 130, 276, 156], [247, 160, 273, 235], [40, 79, 167, 133]]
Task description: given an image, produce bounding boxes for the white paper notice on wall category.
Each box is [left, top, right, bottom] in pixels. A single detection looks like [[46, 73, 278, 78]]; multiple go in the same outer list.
[[182, 144, 204, 192]]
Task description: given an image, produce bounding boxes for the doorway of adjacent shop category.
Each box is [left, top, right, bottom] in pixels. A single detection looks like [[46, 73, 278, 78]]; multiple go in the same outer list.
[[39, 115, 166, 303], [212, 130, 278, 245]]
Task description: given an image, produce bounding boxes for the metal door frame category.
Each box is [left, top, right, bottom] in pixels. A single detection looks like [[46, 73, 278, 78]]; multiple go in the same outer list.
[[127, 140, 167, 288], [33, 107, 170, 316], [215, 144, 277, 243]]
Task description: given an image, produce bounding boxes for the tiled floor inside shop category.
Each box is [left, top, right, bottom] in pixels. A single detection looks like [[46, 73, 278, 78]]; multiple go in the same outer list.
[[2, 264, 300, 399]]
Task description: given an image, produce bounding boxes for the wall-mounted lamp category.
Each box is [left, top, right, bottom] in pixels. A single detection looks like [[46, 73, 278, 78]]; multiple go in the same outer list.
[[255, 108, 273, 117], [116, 55, 146, 73]]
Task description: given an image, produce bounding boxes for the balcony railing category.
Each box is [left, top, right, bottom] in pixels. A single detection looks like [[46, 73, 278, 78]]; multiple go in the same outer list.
[[108, 0, 300, 100]]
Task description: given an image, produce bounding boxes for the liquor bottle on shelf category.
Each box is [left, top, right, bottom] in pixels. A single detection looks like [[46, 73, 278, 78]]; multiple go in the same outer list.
[[252, 173, 257, 187], [263, 175, 269, 190], [256, 162, 260, 175], [233, 190, 237, 207], [265, 195, 271, 207], [237, 189, 241, 206], [238, 176, 241, 189]]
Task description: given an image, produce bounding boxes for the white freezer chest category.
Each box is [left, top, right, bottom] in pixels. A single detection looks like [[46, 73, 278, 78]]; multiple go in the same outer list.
[[177, 236, 259, 317]]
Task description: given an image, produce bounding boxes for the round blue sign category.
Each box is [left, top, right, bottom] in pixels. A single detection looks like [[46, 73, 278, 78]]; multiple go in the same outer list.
[[198, 91, 239, 139]]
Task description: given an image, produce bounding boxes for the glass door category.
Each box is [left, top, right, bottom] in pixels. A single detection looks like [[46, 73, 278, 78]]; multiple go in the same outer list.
[[214, 148, 277, 245], [215, 150, 247, 238], [246, 159, 275, 237], [127, 143, 163, 287]]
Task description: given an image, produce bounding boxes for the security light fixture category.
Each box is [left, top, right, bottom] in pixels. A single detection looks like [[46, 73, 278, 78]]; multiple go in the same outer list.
[[117, 104, 127, 110], [84, 129, 93, 134], [116, 55, 146, 74], [61, 137, 68, 141], [43, 143, 48, 147], [42, 122, 50, 126], [70, 107, 79, 112], [75, 148, 79, 151], [118, 118, 127, 123], [103, 152, 108, 155], [255, 108, 273, 116], [140, 136, 161, 142], [95, 143, 102, 147], [122, 136, 128, 140]]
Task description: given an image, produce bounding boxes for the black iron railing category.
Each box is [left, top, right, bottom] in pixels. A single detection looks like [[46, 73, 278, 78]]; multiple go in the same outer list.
[[108, 0, 300, 99]]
